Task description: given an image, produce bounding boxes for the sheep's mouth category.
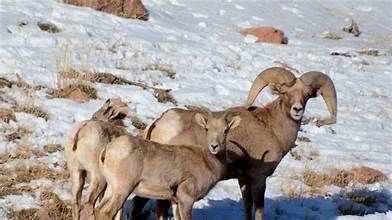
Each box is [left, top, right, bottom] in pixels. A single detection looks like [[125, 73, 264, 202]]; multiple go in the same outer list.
[[291, 113, 303, 120]]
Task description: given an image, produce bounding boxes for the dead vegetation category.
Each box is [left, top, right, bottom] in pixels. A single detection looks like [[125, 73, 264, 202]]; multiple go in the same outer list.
[[342, 20, 360, 37], [49, 82, 97, 100], [129, 115, 147, 130], [303, 168, 352, 188], [6, 127, 32, 142], [37, 21, 61, 33], [57, 70, 176, 104], [142, 64, 176, 79], [43, 144, 63, 154], [15, 103, 49, 120], [0, 108, 16, 123], [0, 164, 69, 184], [323, 31, 343, 40]]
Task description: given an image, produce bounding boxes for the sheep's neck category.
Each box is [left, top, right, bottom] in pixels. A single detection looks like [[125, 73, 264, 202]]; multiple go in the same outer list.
[[259, 98, 301, 155], [201, 147, 226, 181]]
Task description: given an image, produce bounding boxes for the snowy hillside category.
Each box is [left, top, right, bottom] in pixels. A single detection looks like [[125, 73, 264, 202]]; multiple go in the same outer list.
[[1, 0, 392, 219]]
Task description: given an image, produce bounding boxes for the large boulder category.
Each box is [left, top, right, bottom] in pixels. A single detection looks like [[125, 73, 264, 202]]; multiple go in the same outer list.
[[64, 0, 148, 20], [240, 26, 288, 44]]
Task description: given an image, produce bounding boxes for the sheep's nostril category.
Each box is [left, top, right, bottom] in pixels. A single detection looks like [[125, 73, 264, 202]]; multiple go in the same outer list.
[[293, 107, 303, 112], [211, 145, 218, 150]]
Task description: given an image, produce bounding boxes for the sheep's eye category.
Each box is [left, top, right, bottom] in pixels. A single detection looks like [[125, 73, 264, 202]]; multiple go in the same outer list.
[[224, 128, 229, 134], [205, 128, 209, 132]]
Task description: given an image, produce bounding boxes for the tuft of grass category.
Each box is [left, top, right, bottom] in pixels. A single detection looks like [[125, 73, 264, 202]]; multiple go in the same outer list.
[[6, 127, 32, 142], [50, 83, 97, 100], [0, 77, 12, 88], [39, 191, 72, 219], [0, 108, 16, 123], [0, 165, 69, 184], [297, 136, 311, 142], [37, 21, 61, 33], [323, 31, 343, 40], [0, 184, 33, 198], [281, 185, 305, 200], [154, 90, 177, 105], [357, 49, 381, 56], [289, 150, 302, 160], [130, 115, 147, 131], [15, 103, 49, 120], [43, 144, 63, 154], [8, 208, 38, 220], [142, 64, 176, 79], [302, 168, 353, 188]]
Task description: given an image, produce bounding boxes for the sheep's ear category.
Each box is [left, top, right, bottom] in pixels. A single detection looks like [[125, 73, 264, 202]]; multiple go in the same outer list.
[[228, 116, 241, 129], [195, 113, 208, 129], [108, 105, 128, 120]]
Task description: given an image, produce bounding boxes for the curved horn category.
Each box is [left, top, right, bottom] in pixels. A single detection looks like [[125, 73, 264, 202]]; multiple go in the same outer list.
[[245, 67, 296, 107], [300, 71, 337, 126]]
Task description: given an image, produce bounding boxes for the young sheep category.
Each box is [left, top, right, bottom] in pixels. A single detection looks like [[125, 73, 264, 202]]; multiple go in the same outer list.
[[95, 111, 241, 220], [131, 67, 337, 220], [65, 98, 129, 220]]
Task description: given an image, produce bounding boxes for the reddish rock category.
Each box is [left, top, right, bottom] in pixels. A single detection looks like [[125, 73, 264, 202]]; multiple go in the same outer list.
[[69, 89, 90, 103], [64, 0, 148, 20], [240, 26, 288, 44], [351, 166, 387, 184]]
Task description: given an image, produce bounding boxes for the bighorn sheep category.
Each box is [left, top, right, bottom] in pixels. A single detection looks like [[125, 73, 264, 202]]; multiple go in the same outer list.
[[130, 67, 337, 220], [95, 111, 241, 220], [65, 98, 129, 220]]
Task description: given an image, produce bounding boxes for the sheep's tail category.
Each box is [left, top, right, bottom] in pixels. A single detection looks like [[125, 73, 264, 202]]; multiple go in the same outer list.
[[72, 122, 89, 151]]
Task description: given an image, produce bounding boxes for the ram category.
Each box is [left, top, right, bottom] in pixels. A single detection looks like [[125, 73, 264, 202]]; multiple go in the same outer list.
[[65, 98, 128, 220], [95, 111, 241, 220], [130, 67, 337, 220]]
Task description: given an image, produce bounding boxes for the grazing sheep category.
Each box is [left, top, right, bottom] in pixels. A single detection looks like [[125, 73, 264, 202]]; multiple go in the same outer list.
[[65, 98, 129, 220], [95, 111, 241, 220], [131, 67, 337, 220]]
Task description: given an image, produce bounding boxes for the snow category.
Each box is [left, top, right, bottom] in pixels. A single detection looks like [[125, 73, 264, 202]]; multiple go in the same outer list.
[[1, 0, 392, 219]]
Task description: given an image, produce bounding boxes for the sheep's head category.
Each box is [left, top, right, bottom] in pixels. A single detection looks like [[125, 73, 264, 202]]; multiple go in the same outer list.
[[245, 67, 337, 126], [92, 98, 129, 122], [195, 111, 241, 155]]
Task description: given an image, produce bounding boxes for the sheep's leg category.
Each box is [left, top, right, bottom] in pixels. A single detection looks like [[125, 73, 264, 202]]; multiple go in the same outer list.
[[238, 177, 253, 220], [96, 183, 132, 220], [178, 199, 193, 220], [156, 199, 171, 220], [83, 173, 106, 216], [172, 202, 181, 220], [128, 196, 149, 220], [251, 181, 266, 220], [71, 170, 86, 220]]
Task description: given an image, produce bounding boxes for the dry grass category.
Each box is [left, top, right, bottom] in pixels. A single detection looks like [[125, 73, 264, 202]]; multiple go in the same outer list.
[[297, 136, 311, 143], [0, 184, 33, 198], [0, 164, 69, 184], [43, 144, 63, 154], [50, 82, 97, 100], [302, 168, 353, 188], [37, 21, 61, 33], [357, 49, 382, 56], [15, 103, 49, 120], [130, 115, 147, 130], [6, 127, 32, 142], [154, 90, 177, 105], [281, 185, 305, 200], [289, 150, 302, 160], [7, 191, 72, 220], [323, 31, 343, 40], [0, 108, 16, 123], [39, 191, 72, 219], [0, 145, 46, 164], [0, 77, 12, 88], [142, 64, 176, 79], [8, 208, 38, 220]]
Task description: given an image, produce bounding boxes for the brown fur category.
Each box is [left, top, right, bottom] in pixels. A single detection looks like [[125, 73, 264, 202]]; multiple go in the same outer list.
[[95, 113, 240, 220], [132, 67, 337, 220], [65, 99, 128, 220]]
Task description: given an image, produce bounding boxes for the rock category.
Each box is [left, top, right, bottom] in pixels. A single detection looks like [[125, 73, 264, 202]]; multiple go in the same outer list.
[[351, 166, 387, 184], [64, 0, 148, 20], [240, 27, 288, 44], [68, 89, 90, 103]]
